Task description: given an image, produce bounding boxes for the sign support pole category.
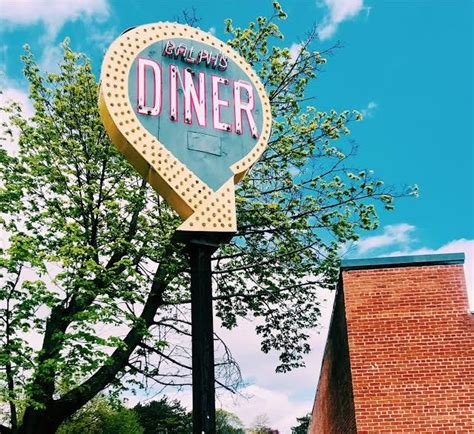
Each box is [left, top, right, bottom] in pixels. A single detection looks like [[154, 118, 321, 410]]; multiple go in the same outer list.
[[189, 239, 218, 434]]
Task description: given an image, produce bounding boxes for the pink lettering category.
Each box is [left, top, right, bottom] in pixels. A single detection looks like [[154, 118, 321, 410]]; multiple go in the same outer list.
[[233, 80, 258, 138], [137, 58, 162, 116], [183, 68, 206, 127], [211, 75, 231, 132]]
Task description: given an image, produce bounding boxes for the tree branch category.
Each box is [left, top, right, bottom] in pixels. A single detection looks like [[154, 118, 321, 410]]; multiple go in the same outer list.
[[51, 242, 176, 421]]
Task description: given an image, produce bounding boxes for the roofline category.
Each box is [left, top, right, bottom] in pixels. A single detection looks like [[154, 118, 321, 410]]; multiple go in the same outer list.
[[341, 253, 465, 271]]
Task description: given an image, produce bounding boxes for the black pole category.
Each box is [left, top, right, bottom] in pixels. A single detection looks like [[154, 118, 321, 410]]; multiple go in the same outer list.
[[189, 240, 216, 434]]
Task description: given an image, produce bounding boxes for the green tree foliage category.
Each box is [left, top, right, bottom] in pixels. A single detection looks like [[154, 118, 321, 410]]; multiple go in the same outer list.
[[0, 3, 416, 433], [56, 395, 143, 434], [133, 397, 192, 434], [215, 409, 245, 434], [291, 413, 311, 433]]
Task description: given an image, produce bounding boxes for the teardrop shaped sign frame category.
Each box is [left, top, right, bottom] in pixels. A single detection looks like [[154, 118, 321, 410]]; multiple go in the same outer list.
[[99, 22, 272, 233]]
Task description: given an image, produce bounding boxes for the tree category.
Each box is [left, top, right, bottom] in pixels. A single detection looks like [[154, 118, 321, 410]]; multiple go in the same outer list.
[[0, 3, 416, 433], [215, 409, 245, 434], [249, 414, 273, 434], [56, 395, 143, 434], [133, 397, 192, 434], [291, 413, 311, 434]]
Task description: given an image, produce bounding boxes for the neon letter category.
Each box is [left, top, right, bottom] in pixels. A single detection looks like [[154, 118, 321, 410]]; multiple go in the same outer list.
[[211, 75, 231, 132], [234, 80, 258, 137], [136, 58, 161, 116], [169, 64, 179, 121], [183, 68, 206, 127]]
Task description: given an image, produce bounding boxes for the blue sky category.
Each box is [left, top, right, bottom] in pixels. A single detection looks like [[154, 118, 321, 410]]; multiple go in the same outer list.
[[1, 0, 473, 432]]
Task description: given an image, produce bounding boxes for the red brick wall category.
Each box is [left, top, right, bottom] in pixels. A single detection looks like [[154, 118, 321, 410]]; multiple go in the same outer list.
[[311, 260, 474, 433], [309, 284, 356, 434], [345, 263, 474, 432]]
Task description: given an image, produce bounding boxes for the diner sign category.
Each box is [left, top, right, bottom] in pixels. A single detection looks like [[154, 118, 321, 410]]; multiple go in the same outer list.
[[99, 22, 272, 233]]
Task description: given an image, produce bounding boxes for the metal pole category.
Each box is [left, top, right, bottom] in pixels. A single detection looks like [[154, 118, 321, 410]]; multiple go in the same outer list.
[[189, 240, 216, 434]]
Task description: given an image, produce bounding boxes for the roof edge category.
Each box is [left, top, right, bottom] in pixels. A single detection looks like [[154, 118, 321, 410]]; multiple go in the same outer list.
[[341, 252, 465, 271]]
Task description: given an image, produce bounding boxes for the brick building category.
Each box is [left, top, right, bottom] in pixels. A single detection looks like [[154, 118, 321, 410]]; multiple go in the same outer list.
[[309, 253, 474, 433]]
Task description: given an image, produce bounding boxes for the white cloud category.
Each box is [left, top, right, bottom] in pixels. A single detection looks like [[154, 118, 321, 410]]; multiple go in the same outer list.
[[0, 69, 34, 155], [317, 0, 365, 40], [0, 0, 109, 40], [355, 223, 416, 254], [0, 86, 32, 118], [88, 27, 117, 53], [39, 44, 63, 73], [208, 26, 216, 35], [289, 43, 303, 63], [223, 385, 311, 432], [165, 383, 312, 433], [212, 293, 335, 432], [1, 0, 110, 78], [360, 100, 378, 118]]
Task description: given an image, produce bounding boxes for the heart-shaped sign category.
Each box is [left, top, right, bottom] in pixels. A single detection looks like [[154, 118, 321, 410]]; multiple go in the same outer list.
[[99, 22, 272, 233]]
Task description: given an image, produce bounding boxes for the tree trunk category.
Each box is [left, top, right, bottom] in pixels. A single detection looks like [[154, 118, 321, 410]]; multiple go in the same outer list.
[[18, 408, 61, 434], [18, 257, 172, 433], [5, 358, 17, 434]]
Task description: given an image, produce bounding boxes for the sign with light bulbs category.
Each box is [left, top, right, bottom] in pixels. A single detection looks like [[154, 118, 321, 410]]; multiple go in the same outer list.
[[99, 22, 272, 233]]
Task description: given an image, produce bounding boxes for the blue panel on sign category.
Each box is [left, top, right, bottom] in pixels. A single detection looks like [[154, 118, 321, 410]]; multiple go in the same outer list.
[[128, 38, 264, 191], [187, 131, 222, 156]]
